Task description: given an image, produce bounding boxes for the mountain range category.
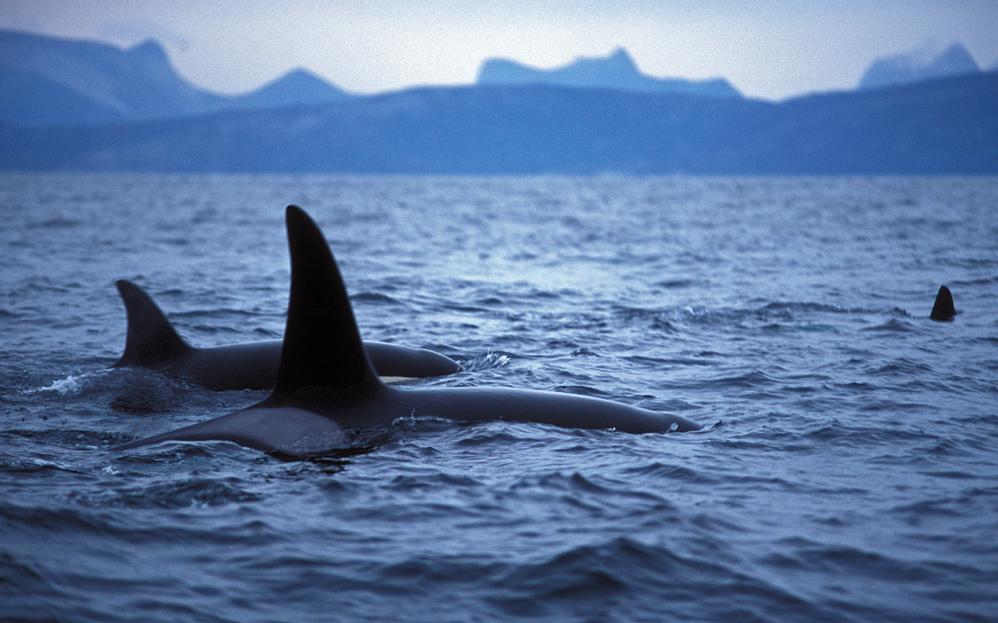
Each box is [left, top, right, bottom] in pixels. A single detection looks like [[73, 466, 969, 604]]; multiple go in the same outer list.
[[0, 29, 348, 126], [859, 42, 981, 90], [477, 47, 740, 98], [3, 70, 995, 174], [1, 30, 995, 174]]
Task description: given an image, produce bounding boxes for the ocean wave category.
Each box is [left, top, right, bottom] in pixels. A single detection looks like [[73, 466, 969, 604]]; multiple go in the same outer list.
[[4, 175, 997, 621], [71, 478, 263, 509]]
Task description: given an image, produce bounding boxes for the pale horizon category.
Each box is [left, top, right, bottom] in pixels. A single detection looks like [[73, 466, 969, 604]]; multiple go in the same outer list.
[[2, 0, 997, 100]]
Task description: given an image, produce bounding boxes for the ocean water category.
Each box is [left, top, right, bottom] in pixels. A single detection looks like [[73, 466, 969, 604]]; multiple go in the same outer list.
[[1, 174, 996, 622]]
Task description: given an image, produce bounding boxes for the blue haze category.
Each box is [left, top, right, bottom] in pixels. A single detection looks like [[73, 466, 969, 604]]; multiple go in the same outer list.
[[2, 30, 997, 174], [3, 1, 998, 99], [3, 73, 997, 174], [1, 174, 997, 621]]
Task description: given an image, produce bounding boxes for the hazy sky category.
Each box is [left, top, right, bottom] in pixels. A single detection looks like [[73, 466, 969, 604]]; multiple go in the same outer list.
[[2, 1, 997, 100]]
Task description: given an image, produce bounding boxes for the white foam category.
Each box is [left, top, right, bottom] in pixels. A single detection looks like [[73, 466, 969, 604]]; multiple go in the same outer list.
[[24, 368, 113, 396]]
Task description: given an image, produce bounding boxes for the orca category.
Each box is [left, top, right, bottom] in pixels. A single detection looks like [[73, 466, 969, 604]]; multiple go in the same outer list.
[[929, 285, 956, 322], [113, 279, 459, 390], [116, 205, 701, 456]]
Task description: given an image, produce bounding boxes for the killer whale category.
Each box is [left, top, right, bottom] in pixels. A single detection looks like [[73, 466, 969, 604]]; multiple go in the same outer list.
[[113, 279, 459, 389], [929, 285, 956, 322], [117, 205, 700, 456]]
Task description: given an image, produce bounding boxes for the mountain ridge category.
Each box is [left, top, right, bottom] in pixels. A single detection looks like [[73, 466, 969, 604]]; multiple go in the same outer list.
[[0, 29, 348, 125], [3, 70, 994, 174], [859, 42, 980, 90], [477, 47, 741, 99], [222, 68, 349, 111]]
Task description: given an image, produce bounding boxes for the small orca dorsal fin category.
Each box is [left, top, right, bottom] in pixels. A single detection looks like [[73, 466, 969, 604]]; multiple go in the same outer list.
[[929, 285, 956, 321], [271, 205, 381, 395], [114, 280, 190, 366]]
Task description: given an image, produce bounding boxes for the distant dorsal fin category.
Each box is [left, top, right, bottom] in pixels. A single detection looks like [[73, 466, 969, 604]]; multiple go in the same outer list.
[[929, 285, 956, 321], [114, 280, 190, 366], [271, 205, 381, 395]]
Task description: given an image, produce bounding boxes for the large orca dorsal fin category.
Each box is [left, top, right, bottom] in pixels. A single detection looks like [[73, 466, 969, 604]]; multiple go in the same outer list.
[[929, 285, 956, 321], [271, 205, 381, 395], [114, 280, 190, 366]]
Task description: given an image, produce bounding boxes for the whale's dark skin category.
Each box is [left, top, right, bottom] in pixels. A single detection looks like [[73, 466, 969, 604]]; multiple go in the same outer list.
[[113, 280, 459, 389], [117, 206, 701, 456], [929, 285, 956, 322]]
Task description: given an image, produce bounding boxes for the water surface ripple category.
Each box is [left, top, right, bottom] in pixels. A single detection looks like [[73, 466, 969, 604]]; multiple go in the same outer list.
[[2, 175, 997, 621]]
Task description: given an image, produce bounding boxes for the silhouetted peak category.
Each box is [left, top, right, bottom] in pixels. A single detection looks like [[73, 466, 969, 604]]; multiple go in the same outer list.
[[573, 47, 640, 76], [254, 67, 345, 96], [476, 46, 738, 98], [225, 66, 347, 110], [128, 39, 168, 61], [607, 47, 638, 70], [273, 68, 327, 86], [285, 67, 316, 78], [859, 41, 980, 90], [937, 43, 977, 68]]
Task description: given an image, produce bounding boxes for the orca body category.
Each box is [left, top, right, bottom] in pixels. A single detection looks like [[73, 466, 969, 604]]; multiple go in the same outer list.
[[117, 206, 701, 456], [113, 280, 459, 389], [929, 285, 956, 322]]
